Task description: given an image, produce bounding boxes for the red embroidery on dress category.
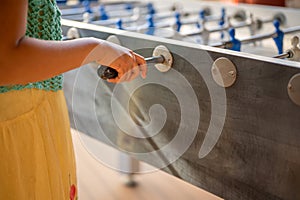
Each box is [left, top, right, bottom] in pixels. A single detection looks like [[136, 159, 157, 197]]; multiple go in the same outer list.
[[70, 184, 76, 200]]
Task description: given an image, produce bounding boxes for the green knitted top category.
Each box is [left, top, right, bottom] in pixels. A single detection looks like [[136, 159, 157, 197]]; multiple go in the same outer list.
[[0, 0, 63, 93]]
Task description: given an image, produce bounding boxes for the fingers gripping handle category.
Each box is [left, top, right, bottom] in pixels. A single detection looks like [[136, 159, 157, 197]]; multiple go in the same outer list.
[[97, 45, 173, 80], [97, 56, 165, 80]]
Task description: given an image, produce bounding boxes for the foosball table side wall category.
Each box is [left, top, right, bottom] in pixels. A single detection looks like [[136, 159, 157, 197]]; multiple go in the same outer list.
[[61, 17, 300, 200]]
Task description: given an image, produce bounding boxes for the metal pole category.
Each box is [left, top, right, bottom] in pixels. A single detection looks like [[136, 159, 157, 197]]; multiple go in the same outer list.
[[98, 55, 165, 80]]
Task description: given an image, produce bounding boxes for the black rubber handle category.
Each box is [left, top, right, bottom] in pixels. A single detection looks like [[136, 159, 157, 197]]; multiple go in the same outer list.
[[97, 65, 118, 80], [97, 55, 165, 80]]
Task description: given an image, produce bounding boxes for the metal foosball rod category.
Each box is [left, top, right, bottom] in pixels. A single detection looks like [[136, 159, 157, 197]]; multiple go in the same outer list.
[[56, 0, 85, 6], [197, 7, 227, 23], [56, 0, 95, 5], [82, 2, 174, 23], [111, 8, 242, 38], [87, 10, 169, 27], [220, 11, 286, 30], [85, 4, 208, 26], [180, 14, 252, 44], [183, 11, 286, 45], [59, 0, 146, 16], [125, 8, 210, 33], [96, 2, 134, 12], [273, 36, 300, 61], [80, 4, 139, 21], [230, 12, 286, 37], [132, 3, 208, 21], [273, 51, 293, 59], [132, 2, 186, 16], [260, 12, 287, 26], [60, 1, 239, 23], [239, 21, 298, 53], [60, 28, 175, 78], [155, 7, 211, 21], [61, 1, 153, 22], [60, 0, 93, 16], [60, 29, 175, 74], [131, 6, 241, 27], [217, 12, 259, 40], [174, 8, 247, 31], [84, 4, 158, 24], [198, 7, 247, 23], [60, 1, 103, 21], [181, 18, 246, 45], [98, 56, 163, 80], [92, 9, 204, 33], [213, 20, 300, 54], [83, 6, 243, 32], [224, 14, 258, 39], [86, 13, 139, 26], [97, 46, 173, 80], [93, 3, 165, 21], [115, 15, 178, 35], [172, 9, 221, 32], [85, 2, 198, 23], [83, 7, 140, 23], [208, 10, 283, 28], [233, 12, 287, 29], [86, 6, 238, 30]]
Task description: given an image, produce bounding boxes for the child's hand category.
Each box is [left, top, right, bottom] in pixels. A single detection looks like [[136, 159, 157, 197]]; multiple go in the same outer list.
[[96, 41, 147, 83]]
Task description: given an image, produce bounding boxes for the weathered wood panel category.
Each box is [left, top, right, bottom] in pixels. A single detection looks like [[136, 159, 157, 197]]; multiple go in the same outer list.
[[62, 19, 300, 200]]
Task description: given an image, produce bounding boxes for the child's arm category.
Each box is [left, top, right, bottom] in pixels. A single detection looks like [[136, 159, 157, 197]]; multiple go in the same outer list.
[[0, 0, 146, 85]]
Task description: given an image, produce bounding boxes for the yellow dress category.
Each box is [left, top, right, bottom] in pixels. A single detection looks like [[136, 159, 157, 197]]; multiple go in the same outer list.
[[0, 0, 77, 199], [0, 89, 77, 199]]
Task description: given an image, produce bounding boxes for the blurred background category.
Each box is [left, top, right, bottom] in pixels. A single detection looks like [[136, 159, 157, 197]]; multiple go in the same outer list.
[[221, 0, 299, 7]]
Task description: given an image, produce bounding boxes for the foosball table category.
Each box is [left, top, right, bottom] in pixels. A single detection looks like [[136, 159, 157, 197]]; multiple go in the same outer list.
[[58, 1, 300, 199]]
